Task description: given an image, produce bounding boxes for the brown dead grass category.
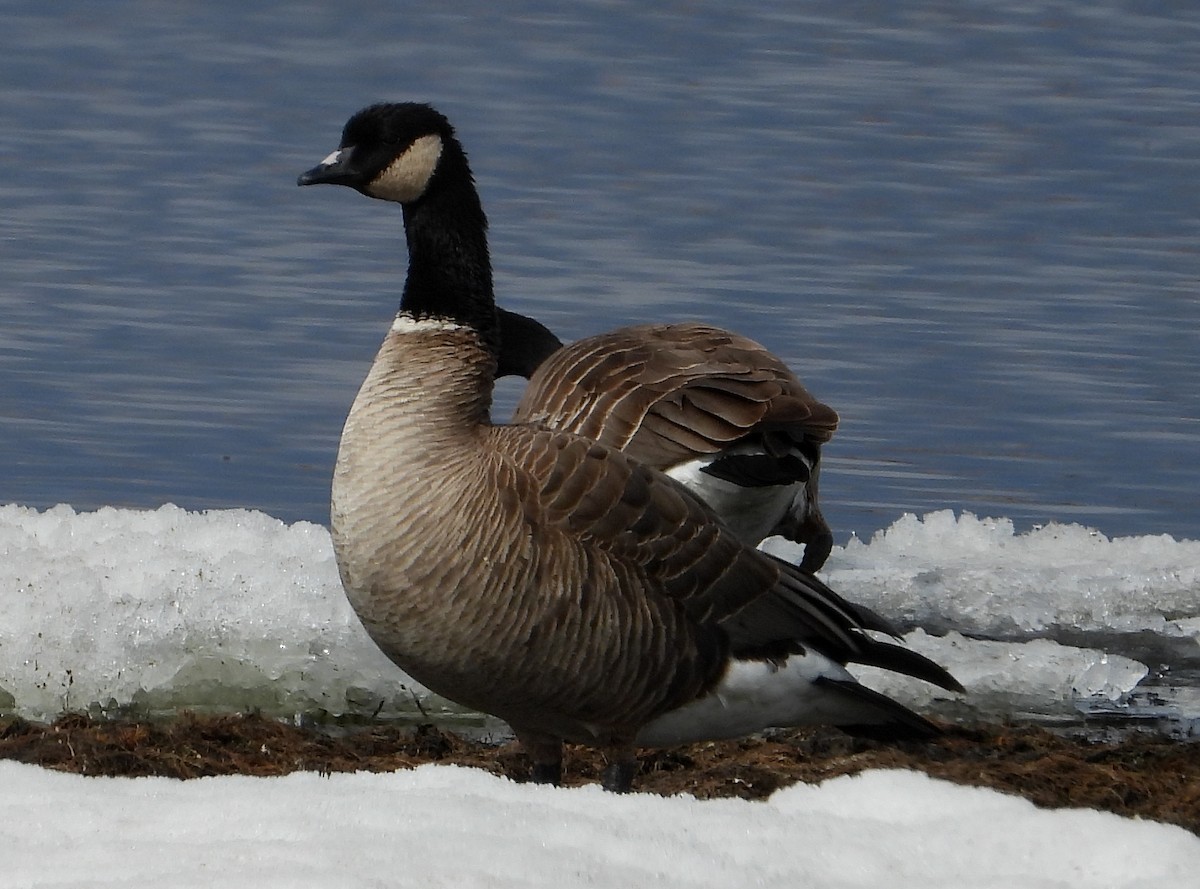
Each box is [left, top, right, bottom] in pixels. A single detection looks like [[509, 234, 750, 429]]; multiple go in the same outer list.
[[2, 713, 1197, 834]]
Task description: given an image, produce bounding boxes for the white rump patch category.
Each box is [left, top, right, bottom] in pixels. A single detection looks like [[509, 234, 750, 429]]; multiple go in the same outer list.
[[389, 313, 469, 335], [665, 454, 801, 544], [368, 134, 444, 203], [635, 653, 866, 747]]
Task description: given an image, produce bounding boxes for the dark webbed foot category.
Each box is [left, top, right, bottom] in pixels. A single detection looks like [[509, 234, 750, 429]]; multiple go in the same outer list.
[[529, 760, 563, 786], [515, 728, 564, 786], [600, 755, 639, 793]]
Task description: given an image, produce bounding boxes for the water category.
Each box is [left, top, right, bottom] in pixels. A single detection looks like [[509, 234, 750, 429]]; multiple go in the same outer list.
[[3, 1, 1198, 545]]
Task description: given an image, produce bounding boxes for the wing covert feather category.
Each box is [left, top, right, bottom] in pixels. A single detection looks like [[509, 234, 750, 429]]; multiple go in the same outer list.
[[492, 425, 869, 661]]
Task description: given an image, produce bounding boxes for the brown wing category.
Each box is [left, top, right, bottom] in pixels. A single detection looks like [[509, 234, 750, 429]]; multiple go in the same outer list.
[[493, 424, 877, 664], [510, 322, 839, 470], [476, 423, 961, 738]]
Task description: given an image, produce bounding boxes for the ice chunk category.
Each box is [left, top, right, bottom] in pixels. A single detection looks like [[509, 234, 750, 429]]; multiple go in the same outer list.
[[0, 503, 427, 722], [0, 504, 1190, 725], [764, 510, 1200, 640], [853, 630, 1149, 720]]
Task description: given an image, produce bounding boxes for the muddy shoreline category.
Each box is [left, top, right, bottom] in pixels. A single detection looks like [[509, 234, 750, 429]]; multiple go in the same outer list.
[[3, 713, 1198, 835]]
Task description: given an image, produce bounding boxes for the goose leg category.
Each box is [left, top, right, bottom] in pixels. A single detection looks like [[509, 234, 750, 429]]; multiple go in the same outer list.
[[600, 744, 639, 793], [515, 728, 563, 786], [531, 760, 563, 786]]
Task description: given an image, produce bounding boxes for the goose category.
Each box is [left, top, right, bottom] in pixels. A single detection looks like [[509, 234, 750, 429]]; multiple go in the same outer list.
[[495, 309, 840, 572], [297, 102, 963, 791]]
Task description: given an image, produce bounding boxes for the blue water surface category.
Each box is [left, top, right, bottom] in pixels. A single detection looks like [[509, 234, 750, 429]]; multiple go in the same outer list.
[[2, 1, 1198, 543]]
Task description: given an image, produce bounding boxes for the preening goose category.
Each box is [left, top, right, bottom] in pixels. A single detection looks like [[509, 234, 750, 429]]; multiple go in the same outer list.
[[298, 103, 962, 791], [496, 309, 840, 571]]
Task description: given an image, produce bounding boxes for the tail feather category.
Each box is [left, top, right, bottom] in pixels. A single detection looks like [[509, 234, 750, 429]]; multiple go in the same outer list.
[[853, 638, 966, 694], [813, 676, 943, 740], [635, 652, 953, 748], [699, 452, 812, 487], [763, 554, 905, 638]]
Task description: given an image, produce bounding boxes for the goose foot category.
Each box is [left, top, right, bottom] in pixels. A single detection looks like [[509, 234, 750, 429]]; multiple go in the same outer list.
[[600, 755, 638, 793], [516, 728, 563, 786], [529, 760, 563, 785]]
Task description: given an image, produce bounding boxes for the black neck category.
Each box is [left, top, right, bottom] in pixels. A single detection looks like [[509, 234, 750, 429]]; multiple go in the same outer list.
[[398, 141, 499, 354], [495, 309, 564, 379]]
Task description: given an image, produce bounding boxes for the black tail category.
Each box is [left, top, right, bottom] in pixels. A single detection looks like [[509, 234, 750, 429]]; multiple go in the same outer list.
[[852, 637, 965, 694], [814, 676, 944, 740]]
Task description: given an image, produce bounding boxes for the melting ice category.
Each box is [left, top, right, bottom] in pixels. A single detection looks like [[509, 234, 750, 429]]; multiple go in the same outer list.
[[2, 503, 1196, 730], [5, 503, 1200, 888]]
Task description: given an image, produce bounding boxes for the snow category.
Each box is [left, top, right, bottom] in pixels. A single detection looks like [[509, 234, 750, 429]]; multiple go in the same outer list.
[[3, 503, 1200, 885], [4, 762, 1199, 888]]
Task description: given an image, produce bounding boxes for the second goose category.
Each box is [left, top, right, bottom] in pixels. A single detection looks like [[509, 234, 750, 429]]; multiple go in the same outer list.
[[298, 102, 962, 791], [497, 310, 840, 572]]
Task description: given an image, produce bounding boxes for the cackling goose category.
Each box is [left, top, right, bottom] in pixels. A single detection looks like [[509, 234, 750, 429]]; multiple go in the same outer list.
[[496, 309, 840, 571], [298, 103, 962, 791]]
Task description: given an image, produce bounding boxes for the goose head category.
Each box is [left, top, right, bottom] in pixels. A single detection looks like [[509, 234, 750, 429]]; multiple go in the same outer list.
[[297, 102, 464, 206], [298, 102, 495, 346]]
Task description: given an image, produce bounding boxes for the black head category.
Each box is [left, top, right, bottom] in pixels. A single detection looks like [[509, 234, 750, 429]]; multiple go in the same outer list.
[[297, 103, 463, 204]]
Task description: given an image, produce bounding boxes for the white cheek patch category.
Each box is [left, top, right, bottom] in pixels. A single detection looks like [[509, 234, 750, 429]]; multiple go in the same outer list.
[[320, 148, 344, 166], [368, 134, 444, 203]]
